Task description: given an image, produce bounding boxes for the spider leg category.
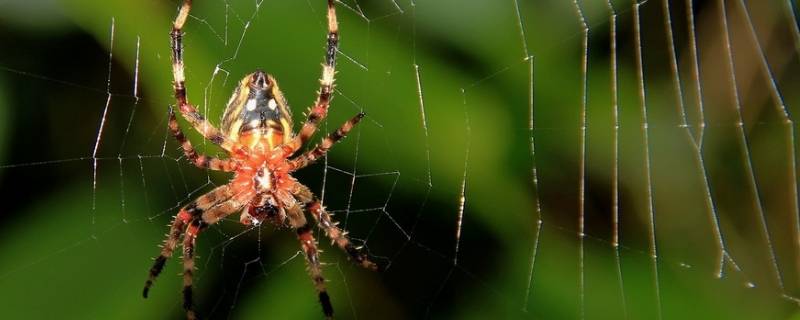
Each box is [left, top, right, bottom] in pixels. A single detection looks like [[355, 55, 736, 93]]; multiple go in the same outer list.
[[170, 0, 234, 151], [297, 223, 334, 319], [285, 0, 340, 154], [289, 112, 364, 171], [169, 107, 237, 171], [181, 195, 248, 320], [142, 207, 188, 298], [182, 220, 201, 320], [143, 184, 236, 298], [291, 183, 378, 271], [280, 190, 308, 228], [308, 200, 378, 270], [268, 189, 334, 317]]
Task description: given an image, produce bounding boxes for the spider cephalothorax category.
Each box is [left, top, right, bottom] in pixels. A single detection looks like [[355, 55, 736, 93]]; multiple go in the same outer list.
[[142, 1, 377, 319]]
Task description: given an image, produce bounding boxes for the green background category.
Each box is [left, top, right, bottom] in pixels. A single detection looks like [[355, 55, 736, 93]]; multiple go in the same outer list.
[[1, 0, 800, 319]]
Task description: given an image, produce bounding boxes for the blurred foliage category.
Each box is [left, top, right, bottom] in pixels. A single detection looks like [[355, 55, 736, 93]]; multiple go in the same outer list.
[[1, 0, 800, 319]]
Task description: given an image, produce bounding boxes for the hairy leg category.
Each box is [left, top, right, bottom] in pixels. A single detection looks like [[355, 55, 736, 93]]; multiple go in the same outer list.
[[291, 183, 378, 270], [180, 197, 247, 319], [285, 0, 340, 153], [182, 220, 201, 320], [170, 0, 234, 151], [168, 107, 236, 171], [289, 112, 364, 170], [297, 223, 333, 319], [143, 184, 236, 298]]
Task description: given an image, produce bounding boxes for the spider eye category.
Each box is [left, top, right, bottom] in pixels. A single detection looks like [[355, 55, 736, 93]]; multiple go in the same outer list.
[[251, 70, 270, 89]]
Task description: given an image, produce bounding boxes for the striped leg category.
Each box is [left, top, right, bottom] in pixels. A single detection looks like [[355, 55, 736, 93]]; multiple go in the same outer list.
[[168, 107, 236, 172], [143, 207, 189, 298], [182, 220, 201, 320], [181, 194, 248, 319], [297, 223, 334, 319], [285, 0, 340, 153], [307, 200, 378, 270], [291, 182, 378, 271], [289, 112, 364, 170], [170, 0, 233, 151], [143, 185, 236, 298]]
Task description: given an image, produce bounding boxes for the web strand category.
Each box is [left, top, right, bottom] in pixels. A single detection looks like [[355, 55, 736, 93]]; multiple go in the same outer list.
[[3, 1, 800, 319], [718, 0, 786, 291], [632, 1, 662, 318], [605, 0, 627, 316]]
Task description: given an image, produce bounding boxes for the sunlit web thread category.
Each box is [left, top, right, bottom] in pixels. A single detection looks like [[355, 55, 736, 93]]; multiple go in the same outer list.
[[718, 0, 786, 292], [661, 0, 688, 131], [410, 2, 432, 196], [571, 1, 589, 318], [665, 0, 723, 278], [116, 35, 142, 224], [404, 5, 433, 241], [512, 0, 544, 311], [679, 0, 737, 280], [651, 0, 744, 285], [453, 88, 471, 267], [684, 0, 707, 145], [604, 0, 627, 316], [632, 1, 662, 318], [412, 64, 432, 194], [408, 3, 466, 314], [733, 0, 800, 290], [521, 55, 543, 314], [91, 17, 116, 236]]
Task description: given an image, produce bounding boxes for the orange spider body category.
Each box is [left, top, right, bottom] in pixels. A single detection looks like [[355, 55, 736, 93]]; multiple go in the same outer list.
[[221, 71, 298, 226], [144, 2, 377, 319]]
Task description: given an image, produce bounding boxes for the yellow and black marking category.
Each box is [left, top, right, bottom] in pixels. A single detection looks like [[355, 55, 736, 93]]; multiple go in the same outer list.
[[221, 71, 293, 150]]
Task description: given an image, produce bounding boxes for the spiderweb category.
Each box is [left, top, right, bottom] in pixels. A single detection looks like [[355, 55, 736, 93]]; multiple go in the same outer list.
[[0, 0, 799, 319]]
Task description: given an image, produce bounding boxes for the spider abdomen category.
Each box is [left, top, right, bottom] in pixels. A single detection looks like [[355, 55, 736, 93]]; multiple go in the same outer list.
[[221, 70, 293, 150]]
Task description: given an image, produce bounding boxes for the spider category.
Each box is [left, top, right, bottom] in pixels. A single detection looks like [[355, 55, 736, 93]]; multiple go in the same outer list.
[[141, 1, 377, 319]]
